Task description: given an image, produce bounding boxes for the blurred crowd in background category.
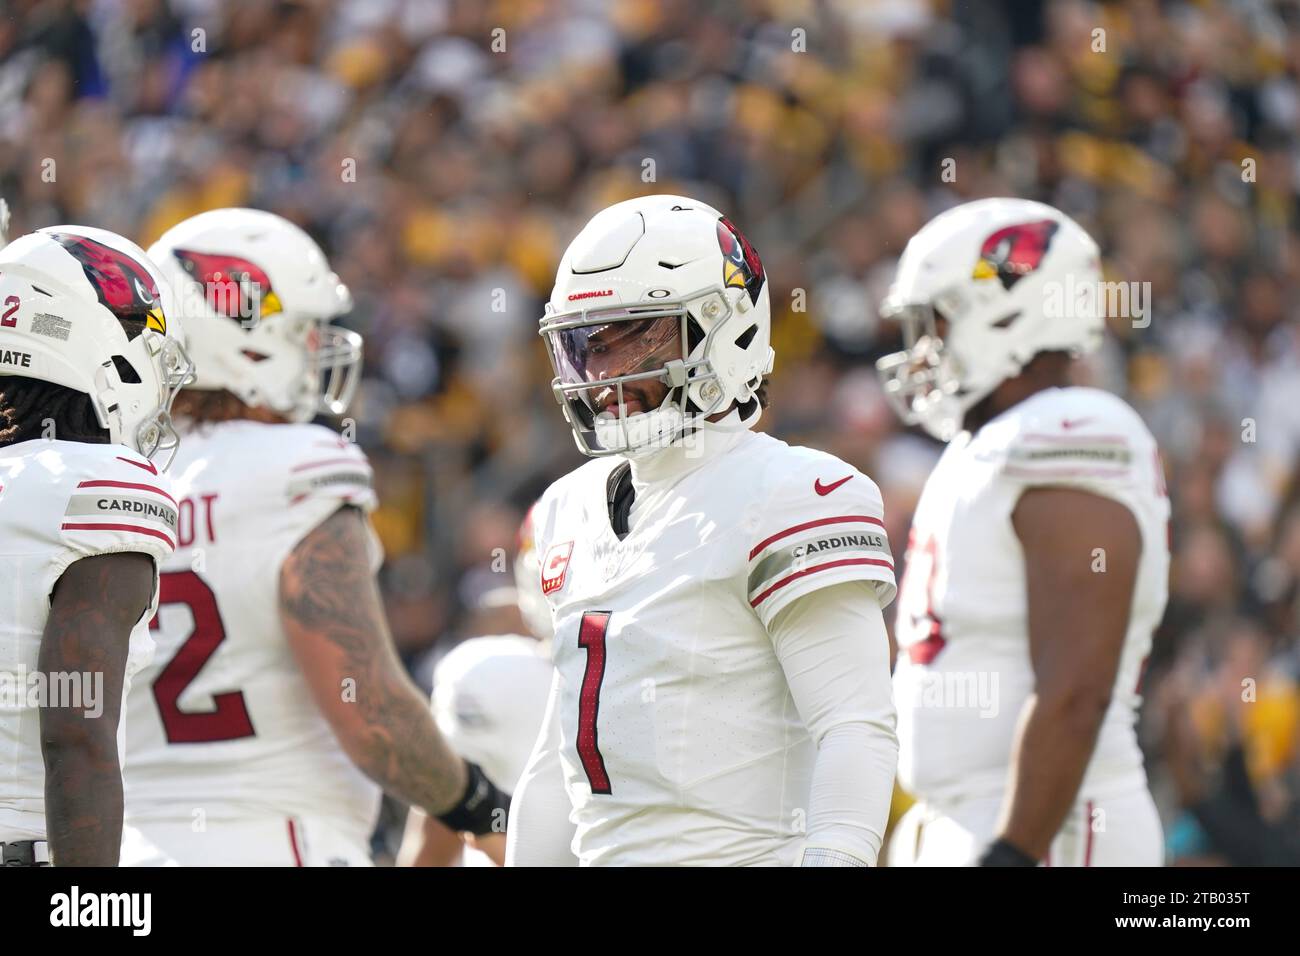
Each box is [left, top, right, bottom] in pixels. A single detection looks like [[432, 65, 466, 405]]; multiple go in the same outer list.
[[2, 0, 1298, 864]]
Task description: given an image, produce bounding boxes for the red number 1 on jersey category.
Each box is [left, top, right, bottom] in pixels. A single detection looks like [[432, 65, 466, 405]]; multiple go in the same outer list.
[[577, 611, 613, 794]]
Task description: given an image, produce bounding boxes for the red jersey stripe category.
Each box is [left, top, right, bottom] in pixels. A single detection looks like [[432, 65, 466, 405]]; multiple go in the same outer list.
[[290, 457, 366, 473], [287, 819, 305, 867], [77, 479, 177, 506], [750, 556, 894, 607], [115, 455, 159, 475], [1083, 800, 1095, 867], [1019, 433, 1131, 444], [61, 522, 176, 550]]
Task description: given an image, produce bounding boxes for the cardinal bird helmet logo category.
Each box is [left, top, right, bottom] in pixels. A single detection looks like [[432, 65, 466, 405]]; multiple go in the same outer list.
[[172, 249, 284, 324], [49, 232, 168, 334], [715, 216, 766, 305], [972, 219, 1059, 291]]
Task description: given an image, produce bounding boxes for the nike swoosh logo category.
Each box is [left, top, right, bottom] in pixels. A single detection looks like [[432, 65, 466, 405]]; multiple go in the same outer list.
[[116, 455, 159, 476], [814, 475, 853, 496], [1060, 418, 1094, 430]]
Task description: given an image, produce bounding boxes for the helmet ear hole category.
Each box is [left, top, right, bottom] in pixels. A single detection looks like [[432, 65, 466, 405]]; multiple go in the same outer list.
[[240, 349, 271, 363], [734, 324, 759, 349], [111, 355, 142, 384]]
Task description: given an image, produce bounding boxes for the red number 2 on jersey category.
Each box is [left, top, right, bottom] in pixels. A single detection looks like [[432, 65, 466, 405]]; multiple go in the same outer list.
[[149, 570, 256, 744], [576, 611, 613, 794]]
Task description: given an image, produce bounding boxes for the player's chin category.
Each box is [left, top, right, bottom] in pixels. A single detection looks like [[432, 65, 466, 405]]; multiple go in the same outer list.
[[618, 398, 648, 415], [598, 391, 656, 417]]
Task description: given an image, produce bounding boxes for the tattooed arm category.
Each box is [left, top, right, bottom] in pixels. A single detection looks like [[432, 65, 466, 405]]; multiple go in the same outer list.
[[40, 551, 155, 866], [279, 505, 469, 816]]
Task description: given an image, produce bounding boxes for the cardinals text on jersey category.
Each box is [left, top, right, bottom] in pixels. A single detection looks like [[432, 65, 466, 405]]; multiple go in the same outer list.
[[532, 426, 896, 866], [893, 387, 1171, 806], [122, 420, 383, 860], [0, 440, 176, 841]]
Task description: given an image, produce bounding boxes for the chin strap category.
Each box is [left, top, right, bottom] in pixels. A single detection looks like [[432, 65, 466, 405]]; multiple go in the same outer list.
[[605, 461, 635, 540]]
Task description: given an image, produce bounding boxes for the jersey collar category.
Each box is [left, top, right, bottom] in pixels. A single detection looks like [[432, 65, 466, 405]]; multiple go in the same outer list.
[[627, 405, 753, 494]]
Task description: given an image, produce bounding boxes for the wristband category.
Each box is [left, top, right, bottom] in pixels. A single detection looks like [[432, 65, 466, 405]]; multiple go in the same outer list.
[[977, 837, 1038, 867], [436, 761, 510, 836]]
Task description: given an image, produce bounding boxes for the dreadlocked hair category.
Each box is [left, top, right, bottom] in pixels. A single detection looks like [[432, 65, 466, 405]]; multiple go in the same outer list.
[[172, 388, 287, 426], [0, 376, 108, 446], [172, 388, 254, 425]]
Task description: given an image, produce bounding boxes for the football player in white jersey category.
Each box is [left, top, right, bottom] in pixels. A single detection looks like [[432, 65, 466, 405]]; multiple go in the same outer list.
[[506, 196, 899, 867], [0, 226, 192, 866], [399, 507, 554, 866], [876, 198, 1171, 866], [119, 208, 508, 866]]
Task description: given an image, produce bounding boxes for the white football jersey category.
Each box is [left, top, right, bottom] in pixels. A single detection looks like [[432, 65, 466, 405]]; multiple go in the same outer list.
[[123, 420, 383, 845], [432, 635, 553, 794], [893, 387, 1171, 804], [533, 426, 897, 866], [0, 440, 176, 840]]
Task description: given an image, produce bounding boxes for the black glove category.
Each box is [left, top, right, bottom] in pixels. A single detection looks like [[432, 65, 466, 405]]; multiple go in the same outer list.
[[977, 837, 1038, 867], [436, 761, 511, 837]]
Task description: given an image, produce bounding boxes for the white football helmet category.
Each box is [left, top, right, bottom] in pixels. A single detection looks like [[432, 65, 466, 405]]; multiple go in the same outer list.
[[0, 226, 193, 466], [148, 208, 362, 422], [540, 195, 774, 457], [876, 198, 1103, 441]]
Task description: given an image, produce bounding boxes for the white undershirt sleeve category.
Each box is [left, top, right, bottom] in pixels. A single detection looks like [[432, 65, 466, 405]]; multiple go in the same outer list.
[[505, 669, 579, 867], [768, 580, 898, 866]]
